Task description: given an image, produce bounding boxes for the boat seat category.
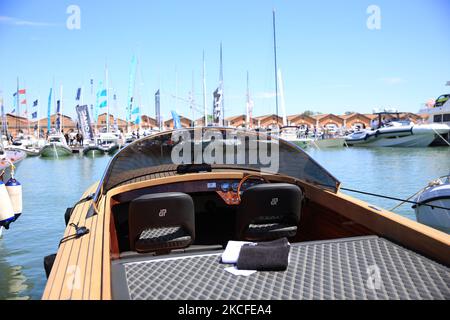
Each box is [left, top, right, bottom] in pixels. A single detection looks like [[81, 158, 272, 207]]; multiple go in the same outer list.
[[236, 183, 302, 241], [128, 192, 195, 254]]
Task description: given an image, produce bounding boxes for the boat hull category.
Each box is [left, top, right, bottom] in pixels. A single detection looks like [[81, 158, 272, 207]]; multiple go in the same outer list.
[[83, 146, 105, 157], [40, 144, 72, 158], [313, 137, 345, 148], [414, 183, 450, 233], [346, 124, 450, 147]]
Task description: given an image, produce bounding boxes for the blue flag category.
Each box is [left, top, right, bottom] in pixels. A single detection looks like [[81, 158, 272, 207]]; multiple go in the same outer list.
[[32, 112, 37, 119], [171, 110, 182, 129]]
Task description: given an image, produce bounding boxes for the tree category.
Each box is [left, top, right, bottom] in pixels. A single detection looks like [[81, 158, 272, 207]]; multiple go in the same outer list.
[[301, 110, 318, 117]]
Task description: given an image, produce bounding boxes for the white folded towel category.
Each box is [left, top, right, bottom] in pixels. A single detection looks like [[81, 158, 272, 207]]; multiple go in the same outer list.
[[221, 240, 253, 264]]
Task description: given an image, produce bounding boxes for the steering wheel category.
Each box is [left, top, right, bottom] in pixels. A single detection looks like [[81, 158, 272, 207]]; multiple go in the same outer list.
[[236, 174, 270, 203]]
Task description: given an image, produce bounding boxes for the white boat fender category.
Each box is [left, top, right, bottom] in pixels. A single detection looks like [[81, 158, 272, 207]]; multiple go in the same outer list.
[[6, 178, 22, 221], [0, 180, 15, 229]]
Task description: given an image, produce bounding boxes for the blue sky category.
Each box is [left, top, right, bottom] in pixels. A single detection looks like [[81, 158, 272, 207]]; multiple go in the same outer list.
[[0, 0, 449, 122]]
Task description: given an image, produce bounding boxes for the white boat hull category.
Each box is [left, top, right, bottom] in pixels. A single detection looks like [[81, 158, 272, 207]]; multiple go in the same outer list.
[[346, 123, 450, 147], [414, 183, 450, 233]]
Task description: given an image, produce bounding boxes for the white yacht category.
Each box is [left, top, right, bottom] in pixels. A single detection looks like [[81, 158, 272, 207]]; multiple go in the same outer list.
[[40, 133, 72, 158], [413, 174, 450, 234], [5, 134, 44, 156], [345, 110, 450, 147], [277, 126, 313, 149], [418, 90, 450, 145]]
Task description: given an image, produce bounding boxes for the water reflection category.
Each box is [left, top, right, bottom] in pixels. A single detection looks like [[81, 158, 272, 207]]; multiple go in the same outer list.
[[0, 241, 31, 300]]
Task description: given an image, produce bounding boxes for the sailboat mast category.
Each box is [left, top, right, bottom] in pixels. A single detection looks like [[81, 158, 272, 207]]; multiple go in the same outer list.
[[60, 84, 64, 133], [202, 51, 208, 127], [272, 9, 279, 126], [106, 65, 109, 133], [16, 77, 20, 135], [191, 70, 195, 127], [219, 43, 224, 125], [246, 71, 250, 128], [278, 69, 287, 126]]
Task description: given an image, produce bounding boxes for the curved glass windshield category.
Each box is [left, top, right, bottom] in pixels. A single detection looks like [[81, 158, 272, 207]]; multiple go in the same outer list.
[[99, 127, 340, 194], [435, 94, 450, 107]]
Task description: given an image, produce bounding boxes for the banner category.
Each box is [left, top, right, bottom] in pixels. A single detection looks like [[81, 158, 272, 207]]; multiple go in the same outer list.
[[1, 98, 7, 134], [76, 104, 94, 140], [213, 87, 222, 125], [76, 88, 81, 101], [47, 88, 52, 132], [155, 89, 161, 129], [126, 55, 138, 122]]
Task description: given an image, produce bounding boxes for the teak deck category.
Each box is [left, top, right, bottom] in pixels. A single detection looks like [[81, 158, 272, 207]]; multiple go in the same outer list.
[[42, 182, 111, 300]]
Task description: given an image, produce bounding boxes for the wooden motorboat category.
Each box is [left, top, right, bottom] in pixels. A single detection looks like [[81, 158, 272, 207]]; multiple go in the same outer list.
[[42, 127, 450, 300]]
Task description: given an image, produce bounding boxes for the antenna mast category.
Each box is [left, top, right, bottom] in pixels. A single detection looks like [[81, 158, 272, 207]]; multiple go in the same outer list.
[[273, 9, 279, 127]]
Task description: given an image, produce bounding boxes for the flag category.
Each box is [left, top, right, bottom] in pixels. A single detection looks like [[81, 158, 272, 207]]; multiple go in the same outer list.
[[76, 88, 81, 101], [1, 101, 7, 134], [32, 112, 37, 119], [18, 89, 26, 95], [171, 110, 181, 129], [213, 87, 222, 124], [11, 108, 15, 114], [98, 89, 107, 97], [20, 99, 27, 105], [99, 100, 107, 108], [33, 100, 38, 107], [132, 106, 140, 124], [13, 92, 17, 97], [56, 100, 60, 113]]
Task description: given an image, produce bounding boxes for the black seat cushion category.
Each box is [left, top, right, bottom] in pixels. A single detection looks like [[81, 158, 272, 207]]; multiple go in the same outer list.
[[246, 223, 297, 240], [129, 192, 195, 253], [236, 183, 302, 241], [135, 227, 192, 253]]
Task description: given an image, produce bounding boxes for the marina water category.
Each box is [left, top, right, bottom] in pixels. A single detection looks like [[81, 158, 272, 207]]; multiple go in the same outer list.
[[0, 147, 449, 299]]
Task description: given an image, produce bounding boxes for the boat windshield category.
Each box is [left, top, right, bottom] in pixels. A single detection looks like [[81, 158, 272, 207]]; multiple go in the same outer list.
[[98, 127, 340, 195], [435, 94, 450, 107]]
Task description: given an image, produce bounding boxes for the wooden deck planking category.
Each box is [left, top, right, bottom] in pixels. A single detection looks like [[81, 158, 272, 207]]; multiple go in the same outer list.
[[44, 196, 87, 299], [42, 183, 101, 300]]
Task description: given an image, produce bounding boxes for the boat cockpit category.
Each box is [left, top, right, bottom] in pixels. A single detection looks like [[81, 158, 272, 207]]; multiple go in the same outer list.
[[95, 127, 340, 259]]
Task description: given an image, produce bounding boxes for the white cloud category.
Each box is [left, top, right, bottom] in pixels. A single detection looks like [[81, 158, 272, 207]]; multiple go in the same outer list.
[[0, 15, 58, 27], [381, 77, 404, 85], [254, 91, 276, 99]]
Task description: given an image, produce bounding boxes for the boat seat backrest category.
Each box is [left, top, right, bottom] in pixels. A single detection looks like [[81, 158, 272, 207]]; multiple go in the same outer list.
[[128, 192, 195, 254], [236, 183, 302, 241]]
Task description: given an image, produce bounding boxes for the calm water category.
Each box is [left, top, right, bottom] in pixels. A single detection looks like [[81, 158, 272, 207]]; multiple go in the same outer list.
[[0, 147, 449, 299]]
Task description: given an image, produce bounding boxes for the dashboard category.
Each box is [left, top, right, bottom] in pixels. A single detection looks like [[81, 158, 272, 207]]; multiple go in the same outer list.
[[210, 179, 266, 205], [113, 178, 267, 206]]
